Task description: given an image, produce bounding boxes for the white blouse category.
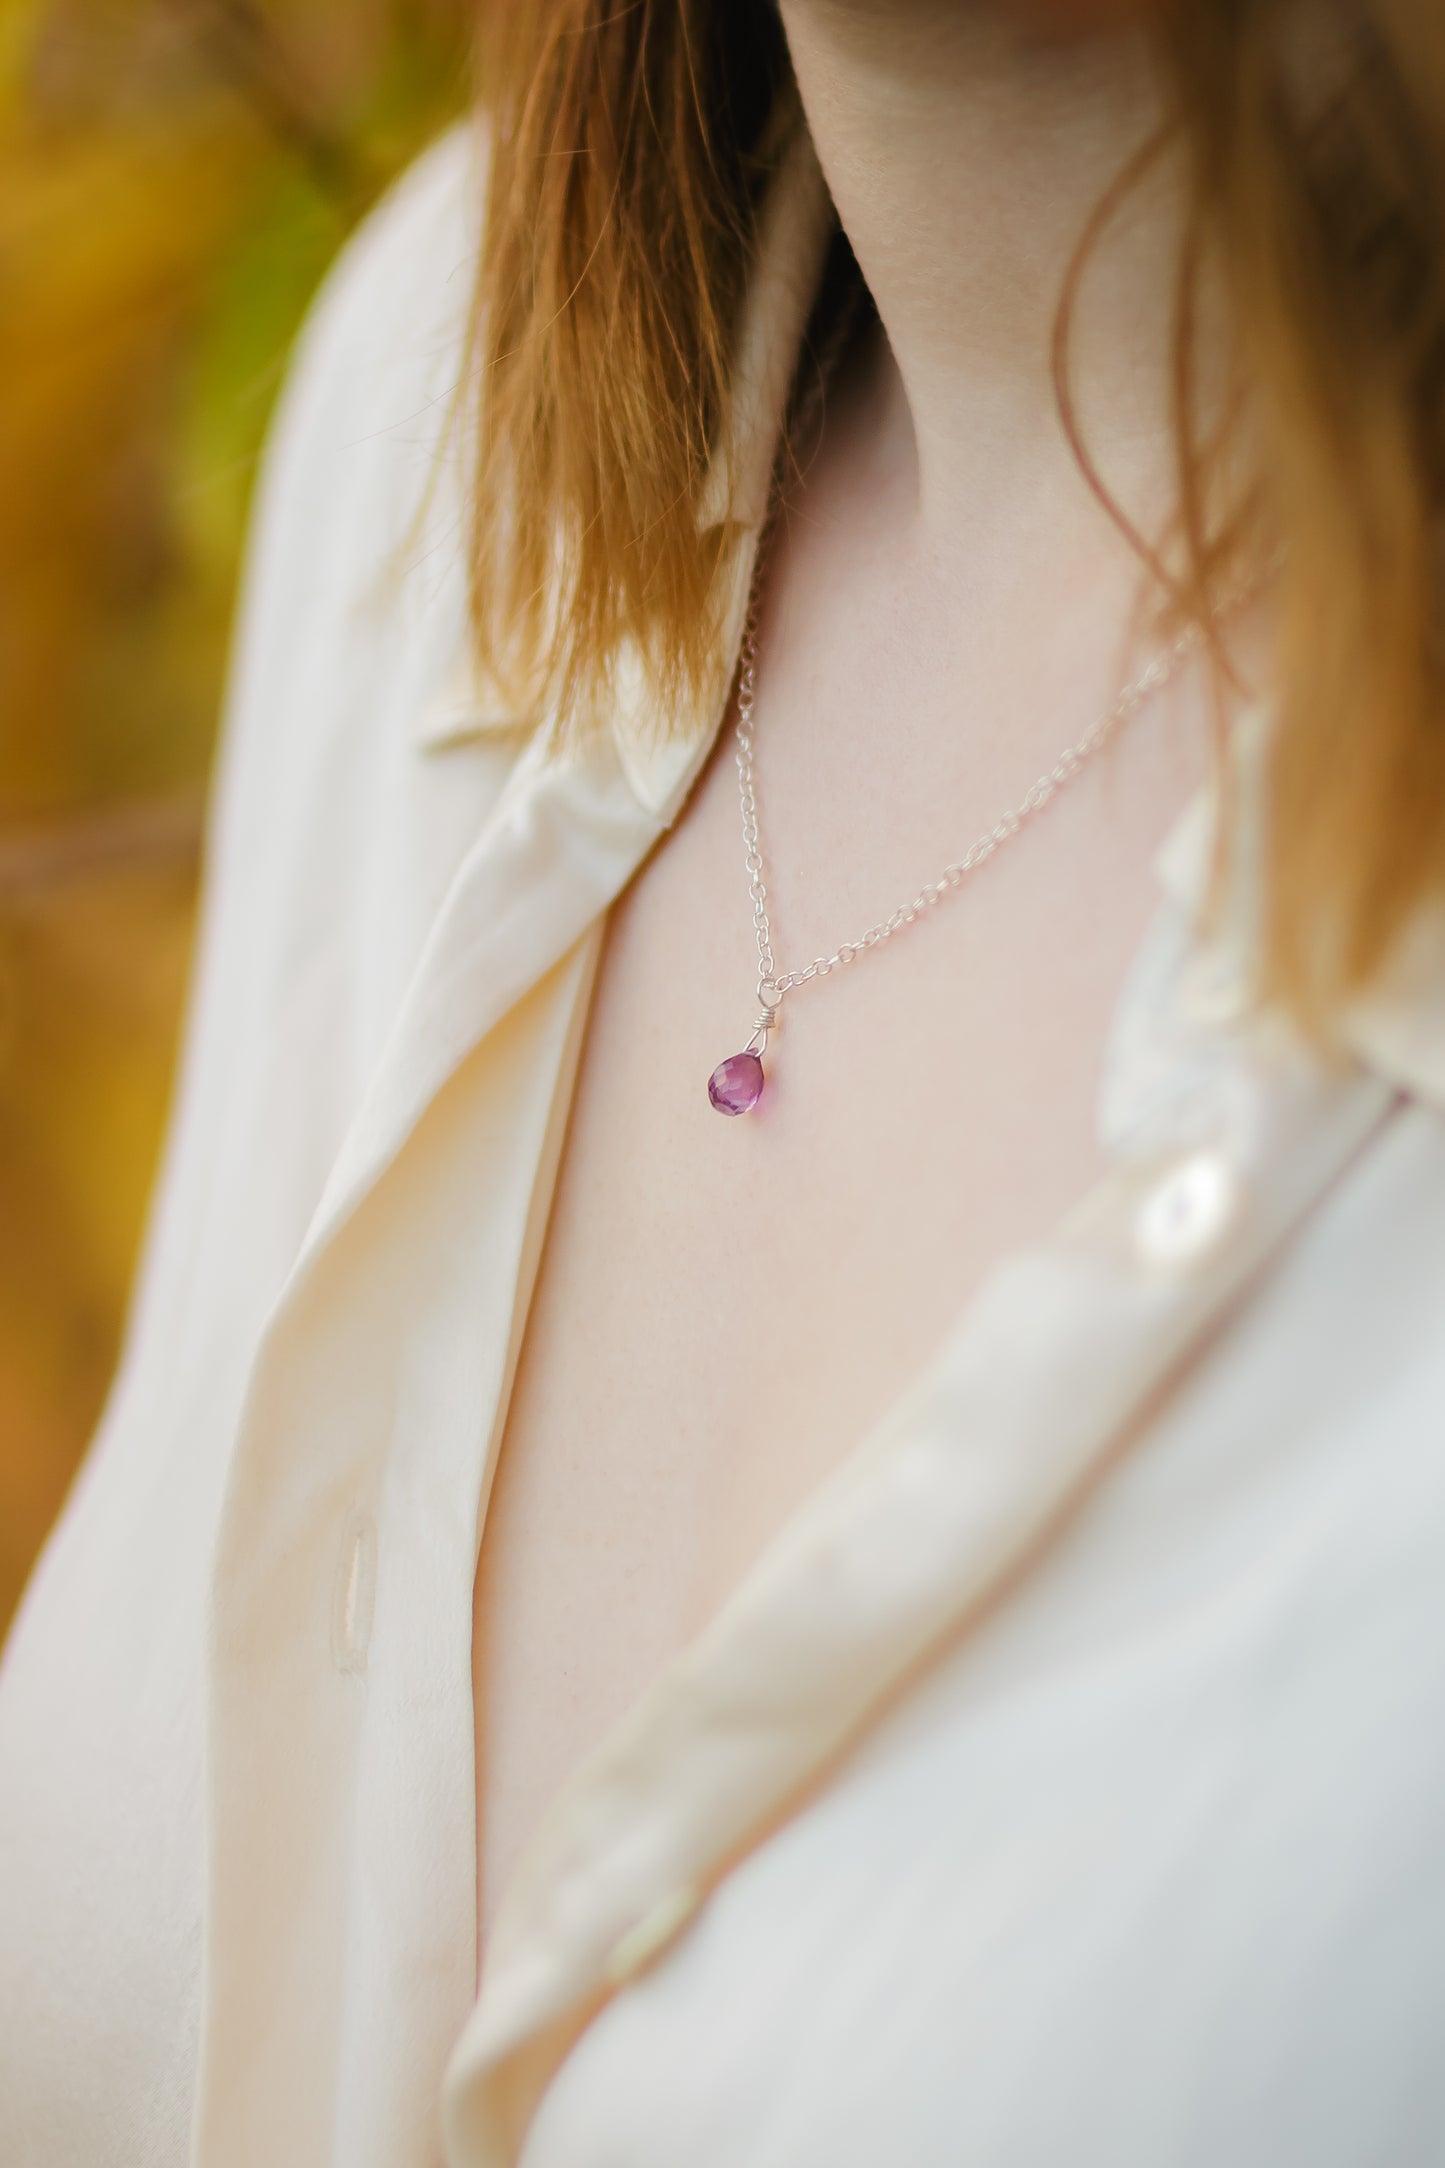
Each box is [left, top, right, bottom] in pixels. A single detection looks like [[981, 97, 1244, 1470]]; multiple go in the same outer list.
[[4, 115, 1445, 2168]]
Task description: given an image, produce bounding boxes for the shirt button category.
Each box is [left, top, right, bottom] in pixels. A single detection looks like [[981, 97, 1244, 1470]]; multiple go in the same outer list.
[[1134, 1147, 1242, 1270], [602, 1881, 704, 1987]]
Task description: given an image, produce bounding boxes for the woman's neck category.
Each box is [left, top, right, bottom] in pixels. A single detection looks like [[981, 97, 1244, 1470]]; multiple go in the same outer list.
[[777, 0, 1191, 547]]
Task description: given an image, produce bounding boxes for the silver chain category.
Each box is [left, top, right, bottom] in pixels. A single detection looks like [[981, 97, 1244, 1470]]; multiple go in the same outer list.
[[732, 543, 1219, 1059]]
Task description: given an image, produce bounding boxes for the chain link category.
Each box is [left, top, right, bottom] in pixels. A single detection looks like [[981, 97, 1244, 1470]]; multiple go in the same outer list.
[[732, 536, 1231, 1058]]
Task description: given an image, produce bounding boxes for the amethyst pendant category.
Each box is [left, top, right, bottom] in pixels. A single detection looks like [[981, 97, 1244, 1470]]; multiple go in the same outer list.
[[708, 1050, 765, 1116]]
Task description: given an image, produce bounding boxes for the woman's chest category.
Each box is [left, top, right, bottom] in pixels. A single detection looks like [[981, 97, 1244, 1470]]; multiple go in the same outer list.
[[469, 671, 1194, 1952]]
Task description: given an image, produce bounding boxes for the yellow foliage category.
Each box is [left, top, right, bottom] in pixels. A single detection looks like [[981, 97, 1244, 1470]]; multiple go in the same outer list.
[[0, 0, 470, 1631]]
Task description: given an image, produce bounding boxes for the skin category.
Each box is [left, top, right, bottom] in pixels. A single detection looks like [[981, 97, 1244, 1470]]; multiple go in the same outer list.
[[471, 0, 1243, 1966]]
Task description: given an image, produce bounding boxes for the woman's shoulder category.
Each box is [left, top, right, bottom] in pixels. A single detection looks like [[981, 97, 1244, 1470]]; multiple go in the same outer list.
[[287, 120, 484, 416], [216, 116, 493, 829], [251, 118, 488, 587], [333, 114, 483, 301]]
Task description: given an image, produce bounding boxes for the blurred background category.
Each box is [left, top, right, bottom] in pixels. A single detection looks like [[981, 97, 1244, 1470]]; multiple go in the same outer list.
[[0, 0, 472, 1632]]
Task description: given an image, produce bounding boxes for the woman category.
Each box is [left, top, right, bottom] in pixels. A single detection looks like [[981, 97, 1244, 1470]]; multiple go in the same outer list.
[[3, 0, 1445, 2161]]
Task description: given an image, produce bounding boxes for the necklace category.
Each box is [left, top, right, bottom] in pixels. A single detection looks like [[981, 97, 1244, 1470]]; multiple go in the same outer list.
[[706, 537, 1217, 1118]]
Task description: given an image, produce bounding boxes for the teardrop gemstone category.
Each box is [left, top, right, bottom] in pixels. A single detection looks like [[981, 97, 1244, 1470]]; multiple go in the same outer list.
[[707, 1050, 765, 1116]]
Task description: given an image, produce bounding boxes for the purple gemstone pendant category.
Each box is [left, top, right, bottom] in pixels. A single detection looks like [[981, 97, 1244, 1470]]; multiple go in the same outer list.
[[708, 1050, 765, 1116]]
